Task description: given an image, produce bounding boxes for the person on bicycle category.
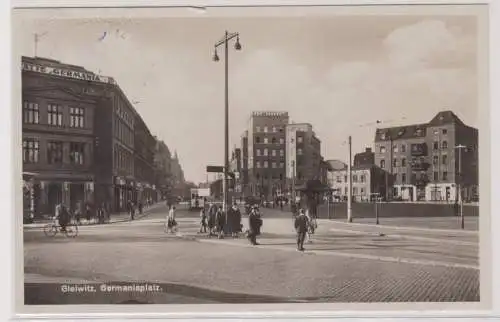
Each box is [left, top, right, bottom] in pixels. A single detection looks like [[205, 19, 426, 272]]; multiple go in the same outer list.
[[55, 203, 70, 232]]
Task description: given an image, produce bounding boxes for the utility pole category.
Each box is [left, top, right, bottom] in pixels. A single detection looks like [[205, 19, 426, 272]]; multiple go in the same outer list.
[[291, 160, 296, 205], [347, 136, 352, 222], [34, 32, 48, 57]]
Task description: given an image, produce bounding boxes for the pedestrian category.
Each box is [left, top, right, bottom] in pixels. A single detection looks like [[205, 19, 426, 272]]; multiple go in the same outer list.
[[280, 199, 284, 211], [129, 200, 135, 220], [216, 206, 225, 239], [138, 200, 143, 215], [199, 208, 207, 233], [247, 206, 262, 245], [294, 208, 309, 251], [74, 201, 82, 225], [207, 203, 216, 236], [85, 203, 92, 223], [230, 203, 241, 237], [305, 208, 314, 243], [165, 205, 177, 234]]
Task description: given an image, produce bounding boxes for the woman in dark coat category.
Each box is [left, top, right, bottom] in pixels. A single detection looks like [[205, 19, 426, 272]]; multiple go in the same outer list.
[[247, 206, 262, 245]]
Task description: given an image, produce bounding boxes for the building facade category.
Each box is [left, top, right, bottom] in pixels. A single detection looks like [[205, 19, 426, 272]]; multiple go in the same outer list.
[[328, 165, 387, 202], [21, 56, 181, 216], [354, 147, 375, 167], [374, 111, 478, 202], [285, 123, 322, 187], [22, 56, 113, 216], [153, 138, 172, 201], [245, 111, 289, 200]]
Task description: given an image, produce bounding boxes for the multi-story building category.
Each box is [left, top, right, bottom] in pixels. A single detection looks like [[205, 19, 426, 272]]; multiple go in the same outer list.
[[354, 147, 375, 167], [328, 163, 387, 202], [21, 56, 113, 216], [153, 138, 172, 201], [21, 56, 176, 215], [170, 151, 186, 197], [374, 111, 478, 202], [134, 116, 157, 204], [245, 111, 289, 200], [240, 131, 250, 197], [285, 123, 322, 188]]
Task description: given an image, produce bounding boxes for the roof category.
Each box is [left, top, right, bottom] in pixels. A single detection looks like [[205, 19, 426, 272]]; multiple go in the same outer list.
[[326, 159, 347, 171], [329, 164, 382, 172], [375, 123, 428, 142], [428, 110, 465, 127]]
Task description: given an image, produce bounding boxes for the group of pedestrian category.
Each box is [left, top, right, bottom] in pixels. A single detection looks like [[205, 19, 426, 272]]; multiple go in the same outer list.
[[199, 203, 243, 239], [294, 207, 317, 251]]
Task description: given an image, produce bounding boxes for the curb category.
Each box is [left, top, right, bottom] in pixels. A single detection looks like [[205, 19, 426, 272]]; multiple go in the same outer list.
[[23, 204, 164, 230], [321, 219, 479, 235]]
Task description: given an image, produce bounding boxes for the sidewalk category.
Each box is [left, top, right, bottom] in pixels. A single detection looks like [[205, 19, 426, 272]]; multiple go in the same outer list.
[[24, 202, 166, 229]]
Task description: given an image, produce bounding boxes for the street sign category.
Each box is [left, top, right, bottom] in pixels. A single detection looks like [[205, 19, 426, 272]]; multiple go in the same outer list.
[[206, 166, 224, 173]]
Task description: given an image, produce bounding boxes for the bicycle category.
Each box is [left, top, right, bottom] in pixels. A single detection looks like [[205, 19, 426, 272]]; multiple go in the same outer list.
[[43, 220, 79, 238]]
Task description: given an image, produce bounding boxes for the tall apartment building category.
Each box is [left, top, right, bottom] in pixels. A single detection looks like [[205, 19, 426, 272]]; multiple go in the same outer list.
[[374, 111, 478, 202], [244, 111, 289, 200], [285, 123, 322, 188]]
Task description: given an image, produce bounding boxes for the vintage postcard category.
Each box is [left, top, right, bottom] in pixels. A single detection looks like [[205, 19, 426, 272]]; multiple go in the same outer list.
[[12, 3, 491, 317]]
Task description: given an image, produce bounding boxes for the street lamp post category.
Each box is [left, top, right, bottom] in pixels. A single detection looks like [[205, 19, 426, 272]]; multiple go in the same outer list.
[[212, 31, 242, 218], [455, 144, 466, 229]]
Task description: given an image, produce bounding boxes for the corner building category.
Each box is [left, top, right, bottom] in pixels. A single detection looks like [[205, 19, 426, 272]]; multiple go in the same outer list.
[[374, 111, 478, 202]]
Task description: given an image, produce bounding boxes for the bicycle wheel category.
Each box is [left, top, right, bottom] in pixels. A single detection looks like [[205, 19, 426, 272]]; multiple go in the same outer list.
[[65, 224, 78, 238], [43, 224, 57, 237]]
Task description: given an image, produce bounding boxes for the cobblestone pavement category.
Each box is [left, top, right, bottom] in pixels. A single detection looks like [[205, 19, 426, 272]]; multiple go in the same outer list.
[[24, 209, 479, 303]]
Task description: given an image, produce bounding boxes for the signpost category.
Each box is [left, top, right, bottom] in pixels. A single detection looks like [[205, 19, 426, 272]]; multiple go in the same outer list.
[[206, 166, 224, 173], [370, 192, 380, 225]]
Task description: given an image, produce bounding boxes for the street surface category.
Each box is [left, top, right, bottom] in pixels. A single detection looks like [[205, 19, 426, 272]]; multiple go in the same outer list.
[[24, 204, 479, 304]]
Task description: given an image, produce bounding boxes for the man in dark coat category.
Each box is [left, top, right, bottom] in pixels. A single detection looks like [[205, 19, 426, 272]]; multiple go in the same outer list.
[[294, 209, 309, 251], [230, 203, 242, 237], [248, 206, 262, 245]]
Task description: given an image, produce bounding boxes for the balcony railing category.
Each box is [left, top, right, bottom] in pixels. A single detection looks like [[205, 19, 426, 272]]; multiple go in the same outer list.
[[410, 161, 430, 171]]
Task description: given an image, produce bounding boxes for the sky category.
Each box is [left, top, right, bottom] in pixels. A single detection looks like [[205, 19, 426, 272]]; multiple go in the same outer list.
[[14, 12, 479, 185]]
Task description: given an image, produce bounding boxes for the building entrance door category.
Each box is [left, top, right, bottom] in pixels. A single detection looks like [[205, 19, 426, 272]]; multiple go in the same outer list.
[[47, 183, 62, 215]]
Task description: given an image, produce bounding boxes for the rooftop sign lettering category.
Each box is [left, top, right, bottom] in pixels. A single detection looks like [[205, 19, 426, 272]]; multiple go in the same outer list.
[[22, 61, 116, 84]]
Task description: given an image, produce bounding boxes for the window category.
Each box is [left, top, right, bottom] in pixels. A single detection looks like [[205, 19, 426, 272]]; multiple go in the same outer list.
[[23, 102, 39, 124], [353, 175, 358, 183], [264, 161, 268, 168], [272, 137, 277, 144], [442, 129, 447, 135], [47, 141, 64, 164], [336, 176, 341, 183], [353, 187, 358, 195], [433, 155, 438, 166], [256, 173, 260, 179], [264, 137, 269, 144], [69, 142, 85, 165], [256, 126, 261, 132], [401, 144, 406, 153], [70, 107, 85, 128], [256, 161, 261, 168], [279, 138, 284, 144], [272, 162, 277, 168], [264, 126, 268, 133], [48, 104, 63, 126], [393, 144, 398, 153], [401, 158, 406, 167], [433, 141, 439, 150], [23, 138, 39, 163], [255, 136, 260, 143], [272, 149, 276, 157], [380, 159, 385, 169], [393, 158, 398, 167], [280, 162, 284, 168], [280, 149, 284, 157], [402, 173, 406, 184], [360, 175, 366, 183], [272, 126, 277, 133], [360, 188, 365, 195], [256, 149, 261, 156], [264, 149, 268, 156], [297, 148, 303, 155], [434, 171, 439, 181], [298, 137, 303, 143], [344, 175, 347, 182], [344, 187, 348, 195], [442, 155, 448, 165], [442, 141, 448, 149], [442, 171, 448, 180], [380, 146, 386, 153]]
